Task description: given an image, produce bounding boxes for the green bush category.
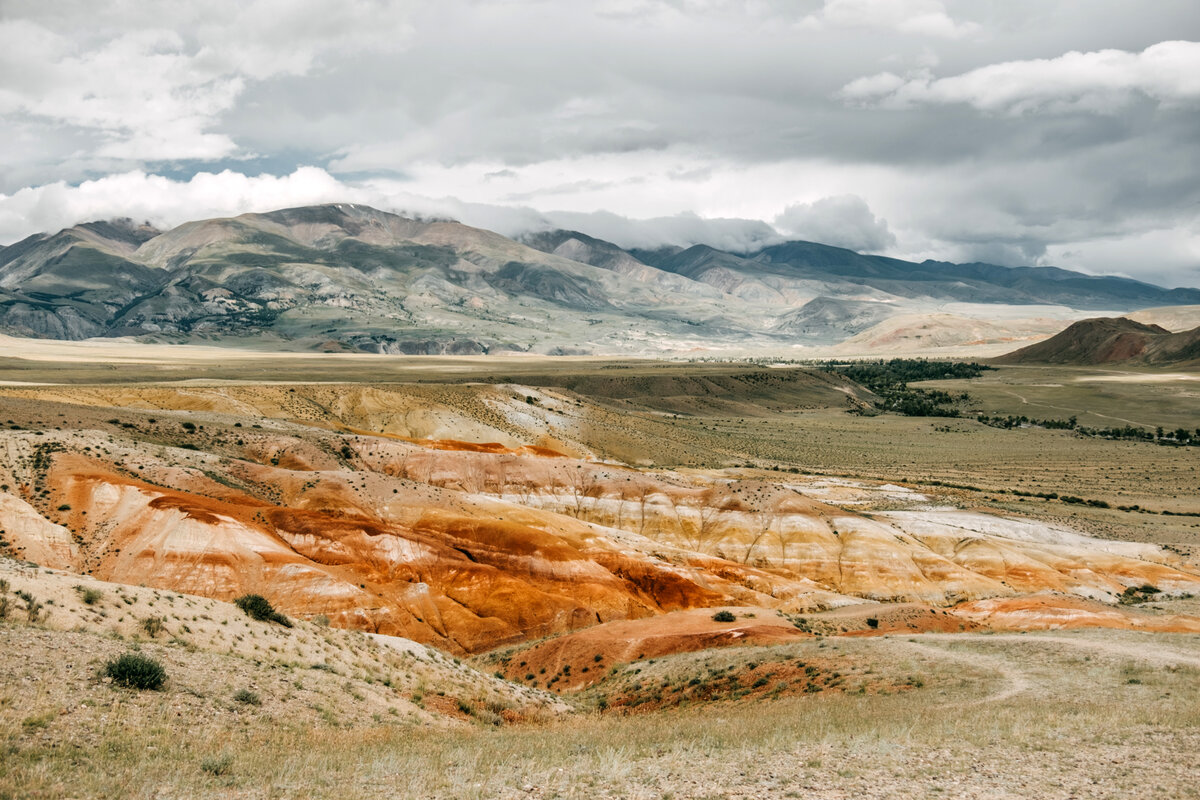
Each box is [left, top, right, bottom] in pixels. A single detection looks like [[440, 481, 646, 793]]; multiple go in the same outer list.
[[140, 615, 166, 637], [711, 610, 736, 623], [200, 754, 234, 776], [233, 594, 292, 627], [105, 651, 166, 690], [233, 688, 261, 706], [78, 587, 103, 605]]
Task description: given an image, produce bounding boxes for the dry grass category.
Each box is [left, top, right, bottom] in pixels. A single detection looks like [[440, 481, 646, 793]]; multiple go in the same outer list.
[[0, 559, 565, 760], [4, 629, 1199, 798], [2, 359, 1199, 797]]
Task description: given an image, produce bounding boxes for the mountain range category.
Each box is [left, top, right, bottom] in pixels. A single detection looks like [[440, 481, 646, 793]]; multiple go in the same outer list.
[[2, 203, 1197, 355]]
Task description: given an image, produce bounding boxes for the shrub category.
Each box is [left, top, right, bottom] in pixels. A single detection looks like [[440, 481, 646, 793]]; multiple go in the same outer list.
[[712, 610, 736, 622], [16, 590, 43, 623], [866, 617, 879, 629], [77, 586, 103, 605], [233, 594, 292, 627], [233, 688, 261, 706], [141, 615, 166, 637], [105, 651, 166, 690], [200, 754, 234, 776]]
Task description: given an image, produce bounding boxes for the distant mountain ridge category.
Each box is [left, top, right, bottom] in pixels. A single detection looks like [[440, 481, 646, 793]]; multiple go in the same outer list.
[[994, 317, 1200, 366], [1, 203, 1197, 354]]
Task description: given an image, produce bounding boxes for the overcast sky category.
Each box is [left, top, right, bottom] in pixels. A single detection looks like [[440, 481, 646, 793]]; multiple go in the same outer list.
[[1, 0, 1198, 286]]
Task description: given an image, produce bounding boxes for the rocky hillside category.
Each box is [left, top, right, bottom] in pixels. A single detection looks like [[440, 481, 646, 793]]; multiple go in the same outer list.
[[3, 204, 1197, 354], [1, 380, 1198, 659], [995, 317, 1200, 366]]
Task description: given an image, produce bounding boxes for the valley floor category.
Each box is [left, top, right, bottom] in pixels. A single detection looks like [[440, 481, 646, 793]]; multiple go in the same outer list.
[[0, 354, 1198, 798]]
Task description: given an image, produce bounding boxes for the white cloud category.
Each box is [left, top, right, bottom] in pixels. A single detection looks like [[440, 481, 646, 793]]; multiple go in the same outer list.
[[0, 166, 1196, 289], [1, 1, 1198, 291], [0, 23, 241, 160], [801, 0, 979, 39], [0, 168, 362, 242], [539, 209, 782, 253], [774, 195, 896, 252], [0, 166, 783, 254], [0, 1, 415, 163], [841, 40, 1200, 114], [1044, 226, 1200, 290]]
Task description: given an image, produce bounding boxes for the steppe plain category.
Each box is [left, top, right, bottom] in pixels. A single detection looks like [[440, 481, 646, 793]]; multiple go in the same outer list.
[[1, 339, 1199, 799]]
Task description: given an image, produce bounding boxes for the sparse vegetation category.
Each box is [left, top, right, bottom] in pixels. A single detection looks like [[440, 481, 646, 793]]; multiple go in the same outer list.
[[104, 651, 167, 690], [0, 357, 1198, 799], [77, 586, 103, 605], [233, 594, 293, 627], [200, 754, 234, 776]]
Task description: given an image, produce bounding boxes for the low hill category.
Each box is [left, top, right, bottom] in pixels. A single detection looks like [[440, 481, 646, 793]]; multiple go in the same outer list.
[[0, 558, 565, 735], [2, 379, 1199, 663], [995, 317, 1200, 366]]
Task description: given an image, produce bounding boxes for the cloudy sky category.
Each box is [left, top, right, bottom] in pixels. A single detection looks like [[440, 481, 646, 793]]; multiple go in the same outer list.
[[1, 0, 1198, 286]]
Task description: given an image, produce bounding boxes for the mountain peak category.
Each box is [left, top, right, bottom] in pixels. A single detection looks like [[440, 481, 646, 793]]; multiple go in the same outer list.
[[76, 217, 161, 247]]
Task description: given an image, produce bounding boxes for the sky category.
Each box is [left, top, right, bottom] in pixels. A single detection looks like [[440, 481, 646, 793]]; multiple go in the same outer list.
[[1, 0, 1198, 287]]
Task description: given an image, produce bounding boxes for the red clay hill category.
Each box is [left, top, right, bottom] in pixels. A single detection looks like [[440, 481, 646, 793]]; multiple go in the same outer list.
[[995, 316, 1200, 366]]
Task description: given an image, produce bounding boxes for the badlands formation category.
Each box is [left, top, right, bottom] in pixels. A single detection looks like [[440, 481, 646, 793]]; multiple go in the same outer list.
[[2, 376, 1198, 661]]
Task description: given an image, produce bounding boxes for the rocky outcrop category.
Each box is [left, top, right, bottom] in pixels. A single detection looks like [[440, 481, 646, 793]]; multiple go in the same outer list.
[[2, 382, 1198, 656]]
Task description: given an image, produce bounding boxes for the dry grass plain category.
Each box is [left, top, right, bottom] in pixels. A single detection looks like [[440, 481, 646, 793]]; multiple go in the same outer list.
[[2, 345, 1199, 798], [6, 603, 1200, 799]]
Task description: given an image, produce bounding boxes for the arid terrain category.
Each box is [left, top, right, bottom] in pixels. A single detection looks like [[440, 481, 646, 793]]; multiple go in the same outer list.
[[1, 343, 1198, 798], [8, 0, 1200, 794]]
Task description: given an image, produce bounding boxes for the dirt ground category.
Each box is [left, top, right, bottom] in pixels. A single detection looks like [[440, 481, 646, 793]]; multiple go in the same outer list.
[[2, 352, 1199, 798]]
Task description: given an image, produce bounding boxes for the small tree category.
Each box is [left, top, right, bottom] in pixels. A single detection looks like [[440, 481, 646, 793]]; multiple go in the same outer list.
[[633, 480, 657, 536]]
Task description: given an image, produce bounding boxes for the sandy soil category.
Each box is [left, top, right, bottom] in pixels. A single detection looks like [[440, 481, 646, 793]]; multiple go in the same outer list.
[[2, 354, 1199, 798]]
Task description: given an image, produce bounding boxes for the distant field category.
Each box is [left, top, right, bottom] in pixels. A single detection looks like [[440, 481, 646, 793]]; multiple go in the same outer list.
[[1, 355, 1196, 542], [917, 364, 1200, 431]]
